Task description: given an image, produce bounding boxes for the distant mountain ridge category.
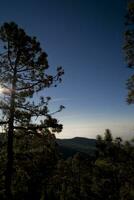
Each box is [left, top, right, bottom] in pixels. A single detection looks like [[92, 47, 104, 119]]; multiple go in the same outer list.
[[56, 137, 96, 158]]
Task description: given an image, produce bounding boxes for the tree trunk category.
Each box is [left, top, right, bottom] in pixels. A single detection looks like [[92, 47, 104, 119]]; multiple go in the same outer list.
[[5, 118, 14, 200], [5, 67, 16, 199]]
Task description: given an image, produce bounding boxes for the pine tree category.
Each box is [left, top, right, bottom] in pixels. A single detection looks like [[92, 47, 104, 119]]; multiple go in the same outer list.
[[0, 22, 64, 199]]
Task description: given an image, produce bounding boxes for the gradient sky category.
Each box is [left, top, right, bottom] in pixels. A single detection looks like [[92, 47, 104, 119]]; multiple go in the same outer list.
[[0, 0, 134, 139]]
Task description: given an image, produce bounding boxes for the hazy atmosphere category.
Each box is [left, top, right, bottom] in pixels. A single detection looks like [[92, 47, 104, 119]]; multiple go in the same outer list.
[[0, 0, 133, 139]]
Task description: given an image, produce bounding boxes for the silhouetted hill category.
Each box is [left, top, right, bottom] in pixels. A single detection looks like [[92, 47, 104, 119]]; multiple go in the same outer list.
[[56, 137, 96, 158]]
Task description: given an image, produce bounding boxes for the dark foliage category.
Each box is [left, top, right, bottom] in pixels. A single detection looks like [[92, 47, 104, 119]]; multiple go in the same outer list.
[[0, 129, 133, 200], [124, 2, 134, 103]]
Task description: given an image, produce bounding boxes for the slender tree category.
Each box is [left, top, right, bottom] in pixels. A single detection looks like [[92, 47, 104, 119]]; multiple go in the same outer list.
[[0, 22, 64, 199], [124, 1, 134, 103]]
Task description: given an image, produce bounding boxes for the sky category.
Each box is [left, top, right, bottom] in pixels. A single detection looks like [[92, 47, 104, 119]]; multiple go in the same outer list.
[[0, 0, 134, 140]]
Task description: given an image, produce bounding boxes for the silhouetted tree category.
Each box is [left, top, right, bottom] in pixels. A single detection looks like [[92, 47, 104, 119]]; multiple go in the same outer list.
[[124, 1, 134, 103], [0, 22, 64, 199], [95, 131, 134, 200]]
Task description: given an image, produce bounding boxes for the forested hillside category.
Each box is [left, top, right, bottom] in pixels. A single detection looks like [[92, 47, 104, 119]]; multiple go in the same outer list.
[[0, 129, 134, 199], [56, 137, 96, 158], [0, 1, 134, 199]]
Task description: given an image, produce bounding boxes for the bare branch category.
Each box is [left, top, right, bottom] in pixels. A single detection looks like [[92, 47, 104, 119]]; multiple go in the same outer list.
[[0, 121, 8, 125]]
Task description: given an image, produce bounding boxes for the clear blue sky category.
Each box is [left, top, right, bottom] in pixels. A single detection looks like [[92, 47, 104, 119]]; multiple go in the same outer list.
[[0, 0, 134, 139]]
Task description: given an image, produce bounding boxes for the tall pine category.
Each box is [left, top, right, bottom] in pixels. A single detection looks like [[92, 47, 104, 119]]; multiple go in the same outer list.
[[0, 22, 64, 199]]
